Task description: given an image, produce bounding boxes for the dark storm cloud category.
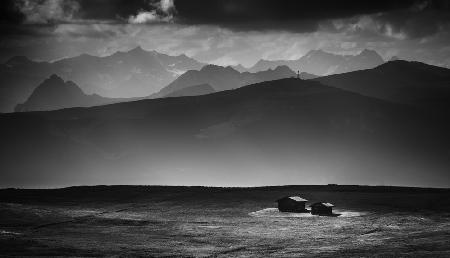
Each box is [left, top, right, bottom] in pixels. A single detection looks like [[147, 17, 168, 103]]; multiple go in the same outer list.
[[173, 0, 415, 30], [77, 0, 149, 21], [173, 0, 450, 38], [374, 0, 450, 39], [2, 0, 449, 38], [0, 0, 24, 24], [1, 0, 171, 24]]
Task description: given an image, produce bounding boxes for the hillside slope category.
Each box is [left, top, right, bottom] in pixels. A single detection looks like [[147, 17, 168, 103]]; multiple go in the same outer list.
[[315, 60, 450, 112], [1, 78, 449, 187], [164, 84, 215, 98]]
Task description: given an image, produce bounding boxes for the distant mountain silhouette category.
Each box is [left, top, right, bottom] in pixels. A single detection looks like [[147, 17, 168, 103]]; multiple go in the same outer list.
[[389, 56, 400, 61], [0, 47, 204, 112], [152, 65, 296, 97], [246, 49, 384, 75], [5, 56, 34, 66], [164, 84, 215, 98], [1, 78, 449, 187], [231, 64, 249, 73], [299, 72, 319, 80], [248, 59, 297, 73], [51, 46, 204, 97], [0, 56, 49, 113], [14, 74, 127, 112], [315, 60, 450, 113]]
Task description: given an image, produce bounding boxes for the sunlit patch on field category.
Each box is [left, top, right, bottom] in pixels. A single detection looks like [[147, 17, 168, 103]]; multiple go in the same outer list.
[[249, 207, 366, 218], [0, 230, 21, 235]]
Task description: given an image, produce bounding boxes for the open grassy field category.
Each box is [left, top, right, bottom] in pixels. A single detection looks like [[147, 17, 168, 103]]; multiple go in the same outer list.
[[1, 185, 450, 257]]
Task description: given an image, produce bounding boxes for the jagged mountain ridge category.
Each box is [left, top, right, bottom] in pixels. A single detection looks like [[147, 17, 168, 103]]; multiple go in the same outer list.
[[246, 49, 384, 76], [15, 75, 130, 112], [153, 65, 296, 97], [0, 47, 205, 112]]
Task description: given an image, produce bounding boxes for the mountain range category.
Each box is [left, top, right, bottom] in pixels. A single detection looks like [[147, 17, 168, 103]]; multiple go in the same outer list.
[[16, 64, 296, 111], [1, 76, 449, 187], [244, 49, 385, 75], [0, 47, 204, 113], [5, 54, 450, 117], [0, 48, 387, 113], [152, 65, 296, 97], [15, 75, 130, 112]]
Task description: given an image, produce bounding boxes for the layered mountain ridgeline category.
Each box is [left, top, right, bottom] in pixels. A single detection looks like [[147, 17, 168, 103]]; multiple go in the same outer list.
[[152, 65, 296, 97], [230, 64, 248, 73], [15, 75, 132, 112], [164, 84, 215, 98], [0, 57, 49, 113], [315, 60, 450, 114], [298, 72, 319, 80], [0, 47, 205, 112], [246, 49, 384, 75], [1, 78, 449, 188]]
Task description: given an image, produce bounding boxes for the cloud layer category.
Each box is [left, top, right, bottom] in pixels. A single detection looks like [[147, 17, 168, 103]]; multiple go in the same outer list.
[[15, 0, 80, 24], [128, 0, 175, 24], [4, 0, 449, 38], [0, 0, 449, 68]]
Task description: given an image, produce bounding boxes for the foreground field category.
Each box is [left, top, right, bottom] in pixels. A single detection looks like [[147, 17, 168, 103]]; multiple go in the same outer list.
[[1, 185, 450, 257]]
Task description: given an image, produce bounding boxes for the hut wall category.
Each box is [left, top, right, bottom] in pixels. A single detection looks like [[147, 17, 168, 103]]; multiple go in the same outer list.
[[311, 206, 332, 215]]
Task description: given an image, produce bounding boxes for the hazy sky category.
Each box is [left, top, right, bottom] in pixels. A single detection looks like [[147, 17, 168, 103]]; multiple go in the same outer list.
[[1, 0, 450, 67]]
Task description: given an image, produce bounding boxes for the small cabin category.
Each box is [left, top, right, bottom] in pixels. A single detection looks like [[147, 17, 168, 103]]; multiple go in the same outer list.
[[310, 202, 334, 215], [277, 196, 308, 213]]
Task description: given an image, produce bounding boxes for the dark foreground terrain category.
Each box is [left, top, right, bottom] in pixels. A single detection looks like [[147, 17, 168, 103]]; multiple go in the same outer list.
[[1, 185, 450, 257]]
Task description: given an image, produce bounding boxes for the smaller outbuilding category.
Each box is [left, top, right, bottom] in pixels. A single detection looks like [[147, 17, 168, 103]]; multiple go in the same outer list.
[[277, 196, 308, 213], [310, 202, 334, 215]]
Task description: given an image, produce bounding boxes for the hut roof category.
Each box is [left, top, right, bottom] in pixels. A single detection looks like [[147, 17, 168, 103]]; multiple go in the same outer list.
[[277, 196, 308, 202], [310, 202, 334, 207]]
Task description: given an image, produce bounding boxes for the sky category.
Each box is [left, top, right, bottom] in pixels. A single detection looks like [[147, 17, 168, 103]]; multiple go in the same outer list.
[[1, 0, 450, 67]]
